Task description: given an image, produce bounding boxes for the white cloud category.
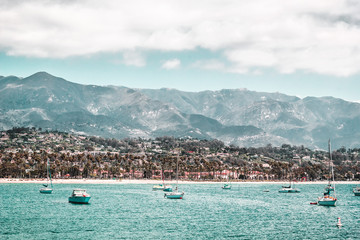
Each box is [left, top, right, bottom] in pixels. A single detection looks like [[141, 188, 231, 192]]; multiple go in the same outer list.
[[162, 59, 181, 70], [1, 0, 360, 76], [192, 59, 225, 71], [122, 51, 146, 67]]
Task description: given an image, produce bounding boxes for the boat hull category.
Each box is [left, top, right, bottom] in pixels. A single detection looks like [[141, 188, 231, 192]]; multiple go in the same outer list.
[[165, 192, 184, 199], [69, 196, 91, 204], [353, 191, 360, 196], [153, 184, 172, 191], [39, 188, 53, 194], [279, 188, 300, 193], [318, 200, 336, 206]]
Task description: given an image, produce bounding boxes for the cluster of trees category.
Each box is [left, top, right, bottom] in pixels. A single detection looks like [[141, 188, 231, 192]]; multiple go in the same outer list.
[[1, 149, 360, 181], [1, 129, 360, 180]]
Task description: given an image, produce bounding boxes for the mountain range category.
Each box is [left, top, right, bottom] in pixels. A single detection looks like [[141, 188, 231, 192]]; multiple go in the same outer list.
[[1, 72, 359, 149]]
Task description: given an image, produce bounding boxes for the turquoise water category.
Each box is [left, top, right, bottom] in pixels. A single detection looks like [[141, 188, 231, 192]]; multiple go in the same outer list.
[[0, 183, 359, 239]]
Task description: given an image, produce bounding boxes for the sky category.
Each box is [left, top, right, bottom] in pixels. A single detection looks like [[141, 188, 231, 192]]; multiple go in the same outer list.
[[1, 0, 360, 101]]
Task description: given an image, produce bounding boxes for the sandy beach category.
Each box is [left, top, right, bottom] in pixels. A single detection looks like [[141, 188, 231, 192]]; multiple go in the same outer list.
[[1, 178, 359, 185]]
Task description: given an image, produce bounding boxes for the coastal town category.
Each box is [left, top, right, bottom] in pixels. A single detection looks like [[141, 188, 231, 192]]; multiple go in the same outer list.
[[1, 127, 360, 181]]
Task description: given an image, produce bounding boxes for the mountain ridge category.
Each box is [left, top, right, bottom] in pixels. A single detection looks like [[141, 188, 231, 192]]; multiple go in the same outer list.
[[1, 72, 359, 149]]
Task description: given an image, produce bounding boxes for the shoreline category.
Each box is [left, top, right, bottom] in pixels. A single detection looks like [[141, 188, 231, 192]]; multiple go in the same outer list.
[[1, 178, 359, 185]]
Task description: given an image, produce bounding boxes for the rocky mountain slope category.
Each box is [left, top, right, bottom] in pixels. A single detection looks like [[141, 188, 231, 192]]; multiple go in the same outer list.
[[1, 72, 359, 149]]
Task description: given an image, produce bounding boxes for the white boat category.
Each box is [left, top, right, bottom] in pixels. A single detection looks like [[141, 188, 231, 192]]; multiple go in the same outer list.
[[279, 186, 300, 193], [317, 139, 337, 206], [152, 167, 172, 192], [164, 156, 184, 199], [39, 158, 53, 194], [279, 178, 300, 193], [68, 189, 91, 204], [164, 187, 184, 199], [353, 186, 360, 196]]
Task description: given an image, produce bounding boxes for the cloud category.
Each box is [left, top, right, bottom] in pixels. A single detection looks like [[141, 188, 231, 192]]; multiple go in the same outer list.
[[1, 0, 360, 76], [192, 59, 225, 71], [122, 51, 146, 67], [162, 58, 181, 70]]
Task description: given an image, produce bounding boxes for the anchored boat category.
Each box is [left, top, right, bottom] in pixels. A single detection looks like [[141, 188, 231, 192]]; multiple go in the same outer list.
[[39, 158, 53, 194], [222, 183, 231, 190], [164, 156, 184, 199], [279, 177, 300, 193], [68, 189, 91, 204], [317, 139, 337, 207], [353, 186, 360, 196], [222, 170, 232, 190], [153, 167, 172, 192]]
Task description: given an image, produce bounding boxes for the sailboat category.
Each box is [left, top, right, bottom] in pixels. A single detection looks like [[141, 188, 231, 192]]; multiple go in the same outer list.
[[164, 156, 184, 199], [279, 175, 300, 193], [152, 166, 172, 192], [317, 139, 337, 206], [222, 170, 231, 189], [39, 158, 53, 194]]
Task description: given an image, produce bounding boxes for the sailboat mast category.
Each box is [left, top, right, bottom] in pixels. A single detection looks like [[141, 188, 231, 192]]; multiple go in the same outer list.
[[328, 139, 331, 185], [176, 156, 179, 189], [47, 158, 53, 188], [46, 158, 49, 180], [329, 139, 336, 198]]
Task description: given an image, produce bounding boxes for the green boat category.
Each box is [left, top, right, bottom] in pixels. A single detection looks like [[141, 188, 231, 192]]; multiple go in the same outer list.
[[69, 189, 91, 204], [222, 184, 231, 189]]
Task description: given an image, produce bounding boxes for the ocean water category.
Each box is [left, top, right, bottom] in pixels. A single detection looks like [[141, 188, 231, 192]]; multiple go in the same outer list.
[[0, 183, 359, 239]]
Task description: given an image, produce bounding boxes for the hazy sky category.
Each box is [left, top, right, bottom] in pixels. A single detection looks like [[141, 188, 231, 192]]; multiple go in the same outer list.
[[1, 0, 360, 101]]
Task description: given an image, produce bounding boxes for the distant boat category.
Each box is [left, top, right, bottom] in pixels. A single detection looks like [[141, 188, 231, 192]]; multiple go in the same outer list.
[[152, 184, 173, 192], [222, 183, 231, 189], [39, 158, 53, 194], [353, 186, 360, 196], [317, 139, 337, 206], [222, 170, 231, 189], [164, 156, 184, 199], [68, 189, 91, 204], [152, 167, 172, 192], [279, 178, 300, 193]]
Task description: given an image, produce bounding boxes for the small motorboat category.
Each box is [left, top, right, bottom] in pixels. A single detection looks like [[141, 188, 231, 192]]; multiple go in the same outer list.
[[68, 189, 91, 204], [353, 186, 360, 196]]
